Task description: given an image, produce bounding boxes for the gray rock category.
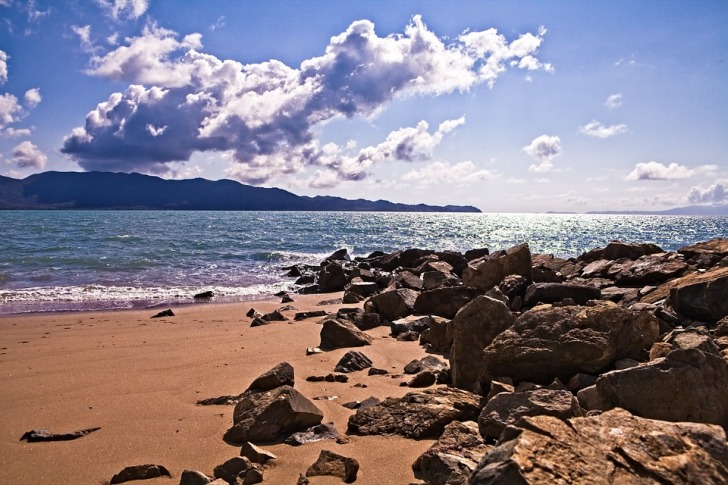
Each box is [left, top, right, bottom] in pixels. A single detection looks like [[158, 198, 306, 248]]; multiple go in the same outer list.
[[319, 319, 373, 350], [670, 267, 728, 322], [306, 450, 359, 484], [334, 351, 373, 373], [404, 355, 449, 375], [318, 261, 348, 292], [284, 422, 340, 446], [391, 314, 431, 337], [462, 244, 532, 291], [214, 456, 263, 485]]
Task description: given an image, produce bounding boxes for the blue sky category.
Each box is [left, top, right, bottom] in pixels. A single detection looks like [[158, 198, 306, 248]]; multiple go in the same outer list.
[[0, 0, 726, 212]]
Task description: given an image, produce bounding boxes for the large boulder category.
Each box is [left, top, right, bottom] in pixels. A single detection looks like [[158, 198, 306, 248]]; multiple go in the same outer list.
[[678, 237, 728, 259], [245, 362, 294, 393], [606, 253, 688, 286], [478, 388, 584, 440], [223, 386, 324, 444], [523, 283, 600, 307], [368, 288, 419, 322], [319, 319, 373, 350], [482, 301, 659, 384], [640, 266, 728, 306], [449, 296, 515, 393], [469, 408, 728, 484], [305, 450, 359, 484], [462, 244, 532, 291], [670, 269, 728, 322], [347, 387, 481, 439], [603, 240, 664, 260], [427, 316, 454, 353], [317, 262, 348, 292], [582, 347, 728, 428], [412, 421, 492, 485], [414, 287, 482, 319]]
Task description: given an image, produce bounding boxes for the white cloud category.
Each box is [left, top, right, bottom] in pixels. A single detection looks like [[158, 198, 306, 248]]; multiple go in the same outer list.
[[604, 93, 623, 110], [97, 0, 149, 20], [578, 119, 628, 138], [10, 140, 47, 169], [64, 17, 550, 181], [209, 16, 225, 31], [23, 88, 41, 109], [523, 134, 561, 173], [687, 179, 727, 204], [72, 25, 94, 52], [402, 160, 498, 186], [626, 161, 716, 181], [0, 50, 7, 85]]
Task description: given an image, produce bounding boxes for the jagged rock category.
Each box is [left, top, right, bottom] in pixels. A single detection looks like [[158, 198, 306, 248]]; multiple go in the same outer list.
[[214, 456, 263, 485], [482, 301, 659, 384], [318, 262, 348, 293], [393, 270, 424, 291], [368, 368, 388, 376], [449, 296, 515, 393], [679, 237, 728, 259], [150, 309, 174, 318], [566, 373, 598, 392], [641, 266, 728, 306], [334, 351, 373, 373], [319, 319, 373, 350], [246, 308, 262, 318], [666, 328, 721, 355], [297, 474, 310, 485], [427, 316, 454, 353], [607, 253, 688, 286], [110, 464, 171, 484], [284, 422, 340, 446], [422, 270, 462, 290], [583, 347, 728, 427], [716, 317, 728, 337], [600, 286, 639, 304], [412, 421, 492, 485], [306, 450, 359, 483], [342, 291, 364, 304], [670, 268, 728, 322], [345, 281, 379, 298], [19, 427, 100, 442], [498, 274, 528, 303], [604, 240, 664, 260], [581, 259, 612, 278], [260, 310, 288, 322], [250, 317, 268, 327], [223, 386, 324, 444], [486, 381, 514, 401], [414, 286, 482, 319], [478, 388, 584, 440], [245, 362, 294, 393], [325, 248, 351, 262], [523, 283, 600, 307], [436, 251, 470, 276], [179, 470, 214, 485], [347, 387, 481, 439], [404, 355, 449, 375], [464, 248, 490, 262], [469, 408, 728, 484], [369, 288, 419, 321], [294, 310, 328, 320], [240, 442, 276, 465], [343, 397, 381, 410], [391, 314, 431, 337], [462, 244, 532, 291]]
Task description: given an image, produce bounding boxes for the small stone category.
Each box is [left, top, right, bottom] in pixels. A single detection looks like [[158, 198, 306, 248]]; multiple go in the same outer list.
[[110, 464, 171, 484], [306, 450, 359, 483], [150, 309, 174, 318]]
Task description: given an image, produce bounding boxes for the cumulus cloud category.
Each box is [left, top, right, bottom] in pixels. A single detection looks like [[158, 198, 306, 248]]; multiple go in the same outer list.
[[0, 50, 7, 85], [523, 134, 561, 173], [63, 16, 550, 182], [578, 119, 628, 138], [10, 140, 47, 169], [402, 160, 498, 186], [97, 0, 149, 20], [604, 93, 622, 110], [626, 161, 716, 181], [24, 88, 41, 109], [687, 179, 727, 204], [0, 51, 42, 137]]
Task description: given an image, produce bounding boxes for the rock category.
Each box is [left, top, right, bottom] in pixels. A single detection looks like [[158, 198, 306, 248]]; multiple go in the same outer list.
[[600, 286, 640, 304], [324, 248, 351, 262], [284, 422, 340, 446], [523, 283, 600, 307], [464, 248, 490, 261], [109, 464, 171, 484], [150, 309, 174, 318], [240, 442, 276, 465], [261, 310, 288, 322], [334, 351, 373, 373], [586, 348, 728, 427], [566, 373, 598, 392], [342, 289, 364, 303], [345, 281, 379, 298], [436, 251, 470, 276], [427, 316, 454, 353], [416, 259, 454, 275], [404, 355, 449, 375], [194, 290, 214, 299], [408, 370, 439, 388], [19, 427, 100, 442], [478, 388, 584, 440], [581, 259, 612, 278], [306, 450, 359, 483], [306, 374, 348, 383], [679, 238, 728, 259], [319, 319, 373, 350], [412, 421, 491, 485], [482, 301, 659, 384], [305, 347, 323, 355], [214, 456, 263, 485], [250, 317, 268, 327], [462, 244, 532, 291], [368, 368, 388, 376], [245, 362, 294, 393], [422, 271, 462, 291], [294, 310, 328, 320], [246, 308, 262, 318], [469, 408, 728, 485], [608, 253, 688, 286], [394, 270, 425, 291], [281, 293, 294, 303], [297, 474, 310, 485], [603, 240, 664, 260], [641, 266, 728, 306], [649, 341, 673, 360], [670, 268, 728, 322], [716, 316, 728, 337], [498, 274, 528, 302], [391, 315, 431, 337], [223, 386, 324, 444], [347, 387, 481, 439], [318, 262, 348, 292], [449, 296, 515, 393], [179, 470, 213, 485], [369, 288, 419, 321], [667, 328, 721, 355], [414, 286, 482, 319]]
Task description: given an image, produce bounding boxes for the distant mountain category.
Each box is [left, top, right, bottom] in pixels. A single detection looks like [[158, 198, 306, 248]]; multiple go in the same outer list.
[[587, 205, 728, 216], [0, 171, 481, 212]]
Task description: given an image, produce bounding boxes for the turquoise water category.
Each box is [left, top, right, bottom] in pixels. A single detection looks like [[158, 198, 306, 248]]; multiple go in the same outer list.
[[1, 211, 726, 314]]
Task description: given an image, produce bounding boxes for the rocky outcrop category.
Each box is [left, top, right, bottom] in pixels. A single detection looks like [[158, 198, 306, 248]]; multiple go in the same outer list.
[[306, 450, 359, 483], [347, 387, 481, 439], [414, 287, 482, 318], [482, 301, 659, 384], [607, 253, 688, 285], [368, 288, 418, 322], [462, 244, 532, 291], [469, 408, 728, 484], [427, 316, 454, 353], [223, 386, 324, 444], [317, 262, 348, 292], [670, 268, 728, 322], [523, 283, 600, 307], [603, 240, 664, 260], [449, 296, 515, 393], [319, 319, 373, 350]]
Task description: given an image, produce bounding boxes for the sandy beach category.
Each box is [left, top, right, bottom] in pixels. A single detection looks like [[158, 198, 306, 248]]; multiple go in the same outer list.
[[0, 293, 435, 484]]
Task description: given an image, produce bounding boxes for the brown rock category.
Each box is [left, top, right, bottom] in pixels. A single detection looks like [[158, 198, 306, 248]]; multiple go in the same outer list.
[[239, 442, 276, 465], [670, 269, 728, 322], [179, 470, 213, 485], [245, 362, 294, 393], [318, 262, 348, 292], [427, 316, 454, 353], [319, 319, 373, 350], [110, 464, 171, 484], [214, 456, 263, 485], [604, 240, 664, 260], [413, 286, 482, 318], [306, 450, 359, 483], [679, 238, 728, 259], [523, 283, 600, 307], [462, 243, 532, 291], [368, 288, 419, 322]]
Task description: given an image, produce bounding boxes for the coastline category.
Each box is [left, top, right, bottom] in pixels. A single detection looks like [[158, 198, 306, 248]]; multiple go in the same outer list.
[[0, 293, 435, 484]]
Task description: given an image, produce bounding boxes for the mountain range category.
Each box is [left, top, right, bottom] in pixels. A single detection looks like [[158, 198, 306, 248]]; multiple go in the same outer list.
[[0, 171, 481, 212]]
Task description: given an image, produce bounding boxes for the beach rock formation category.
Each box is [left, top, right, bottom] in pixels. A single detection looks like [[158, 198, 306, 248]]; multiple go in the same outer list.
[[347, 387, 481, 439], [369, 288, 418, 321], [245, 362, 294, 393], [603, 240, 664, 260], [319, 319, 373, 350], [414, 286, 482, 318], [306, 450, 359, 483], [523, 282, 600, 307], [334, 350, 373, 373], [462, 243, 532, 291], [109, 464, 171, 484], [670, 268, 728, 322], [223, 386, 324, 444], [469, 409, 728, 484], [213, 456, 263, 484]]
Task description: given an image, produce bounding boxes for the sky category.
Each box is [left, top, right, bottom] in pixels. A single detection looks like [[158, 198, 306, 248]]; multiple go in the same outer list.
[[0, 0, 727, 212]]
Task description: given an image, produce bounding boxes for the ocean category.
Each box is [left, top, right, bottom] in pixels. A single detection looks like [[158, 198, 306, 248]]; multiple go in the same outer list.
[[1, 210, 726, 314]]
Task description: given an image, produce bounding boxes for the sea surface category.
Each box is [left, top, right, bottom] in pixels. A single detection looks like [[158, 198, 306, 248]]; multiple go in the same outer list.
[[1, 211, 726, 314]]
